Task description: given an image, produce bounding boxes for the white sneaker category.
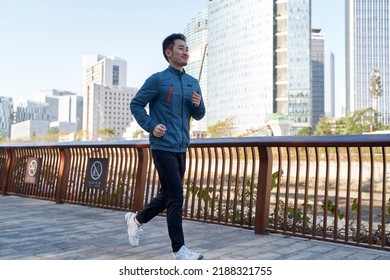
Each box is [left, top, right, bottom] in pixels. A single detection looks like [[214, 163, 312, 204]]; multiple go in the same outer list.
[[173, 245, 203, 260], [125, 212, 143, 246]]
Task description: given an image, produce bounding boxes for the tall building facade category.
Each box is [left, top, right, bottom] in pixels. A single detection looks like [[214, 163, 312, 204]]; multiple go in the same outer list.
[[184, 8, 208, 137], [83, 54, 127, 88], [57, 95, 83, 131], [207, 0, 312, 136], [207, 0, 275, 136], [82, 54, 137, 140], [311, 29, 325, 129], [275, 0, 312, 132], [0, 96, 13, 138], [346, 0, 390, 124], [325, 51, 335, 117]]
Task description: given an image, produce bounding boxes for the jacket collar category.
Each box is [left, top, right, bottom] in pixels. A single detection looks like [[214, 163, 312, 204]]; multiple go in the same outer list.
[[168, 65, 186, 76]]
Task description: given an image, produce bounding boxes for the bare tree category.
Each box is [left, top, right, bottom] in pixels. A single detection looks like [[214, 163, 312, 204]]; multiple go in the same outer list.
[[369, 68, 382, 128]]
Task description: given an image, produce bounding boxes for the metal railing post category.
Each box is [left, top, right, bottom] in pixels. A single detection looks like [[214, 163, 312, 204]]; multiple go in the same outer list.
[[255, 146, 273, 234], [3, 149, 16, 195], [55, 147, 71, 203]]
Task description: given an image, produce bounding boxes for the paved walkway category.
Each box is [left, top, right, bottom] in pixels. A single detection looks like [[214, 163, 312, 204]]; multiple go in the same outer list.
[[1, 195, 390, 260]]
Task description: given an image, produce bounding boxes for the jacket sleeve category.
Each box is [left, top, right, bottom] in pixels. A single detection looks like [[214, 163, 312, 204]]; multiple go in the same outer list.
[[130, 75, 159, 133], [191, 87, 206, 121]]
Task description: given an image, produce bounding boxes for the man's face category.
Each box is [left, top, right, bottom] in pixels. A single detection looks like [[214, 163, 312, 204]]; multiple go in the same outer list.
[[166, 39, 188, 68]]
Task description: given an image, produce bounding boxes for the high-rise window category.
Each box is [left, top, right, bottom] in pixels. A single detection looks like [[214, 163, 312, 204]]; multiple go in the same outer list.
[[113, 65, 119, 86]]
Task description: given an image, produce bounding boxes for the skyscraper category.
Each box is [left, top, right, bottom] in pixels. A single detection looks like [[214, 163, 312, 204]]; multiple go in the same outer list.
[[346, 0, 390, 125], [311, 29, 325, 129], [82, 54, 137, 140], [325, 51, 335, 118], [207, 0, 275, 136], [184, 8, 208, 137], [206, 0, 312, 136], [276, 0, 312, 132]]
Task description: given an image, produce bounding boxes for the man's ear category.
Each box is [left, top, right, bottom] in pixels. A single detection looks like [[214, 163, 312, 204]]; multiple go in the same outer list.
[[165, 49, 172, 60]]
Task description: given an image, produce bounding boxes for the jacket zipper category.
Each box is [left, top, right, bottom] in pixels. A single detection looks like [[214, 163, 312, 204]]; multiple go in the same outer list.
[[179, 73, 185, 148]]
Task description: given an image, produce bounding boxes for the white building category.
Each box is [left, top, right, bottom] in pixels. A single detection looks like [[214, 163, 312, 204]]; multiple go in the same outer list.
[[82, 54, 137, 140], [11, 120, 49, 140], [11, 100, 50, 140], [325, 51, 335, 118], [38, 89, 83, 132], [57, 95, 83, 131], [0, 96, 13, 138]]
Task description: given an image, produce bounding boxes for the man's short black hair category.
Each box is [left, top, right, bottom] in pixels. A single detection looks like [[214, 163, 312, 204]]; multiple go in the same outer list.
[[162, 33, 187, 62]]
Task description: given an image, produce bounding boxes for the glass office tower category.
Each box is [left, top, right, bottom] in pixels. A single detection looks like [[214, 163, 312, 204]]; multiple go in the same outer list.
[[311, 29, 325, 129], [277, 0, 312, 130], [346, 0, 390, 125], [184, 8, 208, 137], [207, 0, 275, 136], [207, 0, 312, 136]]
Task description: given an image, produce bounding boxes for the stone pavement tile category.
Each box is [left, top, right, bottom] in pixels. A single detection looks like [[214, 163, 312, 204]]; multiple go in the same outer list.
[[343, 251, 390, 260], [304, 244, 335, 254], [244, 252, 284, 260], [310, 248, 361, 260], [223, 244, 284, 260], [240, 243, 280, 255], [375, 255, 390, 260], [201, 246, 244, 260], [276, 250, 320, 260], [265, 240, 314, 255], [0, 248, 21, 258]]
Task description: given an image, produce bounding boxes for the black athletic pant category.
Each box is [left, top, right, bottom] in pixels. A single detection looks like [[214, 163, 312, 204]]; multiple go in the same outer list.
[[136, 150, 186, 252]]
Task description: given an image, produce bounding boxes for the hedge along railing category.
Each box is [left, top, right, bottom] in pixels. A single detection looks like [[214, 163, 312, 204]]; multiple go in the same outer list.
[[0, 134, 389, 251]]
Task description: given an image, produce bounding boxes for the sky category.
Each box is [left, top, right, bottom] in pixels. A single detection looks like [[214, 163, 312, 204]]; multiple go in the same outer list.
[[0, 0, 345, 114]]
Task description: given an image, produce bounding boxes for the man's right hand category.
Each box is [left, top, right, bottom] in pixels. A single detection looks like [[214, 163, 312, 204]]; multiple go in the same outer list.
[[153, 124, 167, 137]]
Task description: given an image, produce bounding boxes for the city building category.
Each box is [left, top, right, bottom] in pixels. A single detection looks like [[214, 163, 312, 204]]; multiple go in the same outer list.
[[184, 8, 208, 138], [275, 0, 312, 133], [11, 100, 50, 140], [207, 0, 274, 136], [0, 96, 13, 138], [37, 89, 83, 132], [14, 100, 49, 123], [11, 120, 49, 141], [82, 54, 137, 140], [325, 51, 335, 117], [311, 29, 325, 130], [206, 0, 312, 136], [346, 0, 390, 124]]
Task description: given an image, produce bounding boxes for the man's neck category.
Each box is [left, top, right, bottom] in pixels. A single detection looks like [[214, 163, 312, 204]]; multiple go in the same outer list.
[[169, 63, 184, 72]]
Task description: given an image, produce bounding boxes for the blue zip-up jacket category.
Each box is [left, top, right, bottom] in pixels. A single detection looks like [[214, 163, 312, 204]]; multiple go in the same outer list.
[[130, 66, 206, 152]]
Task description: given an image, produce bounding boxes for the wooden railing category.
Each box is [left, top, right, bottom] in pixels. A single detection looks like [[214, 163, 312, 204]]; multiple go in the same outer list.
[[1, 134, 389, 251]]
